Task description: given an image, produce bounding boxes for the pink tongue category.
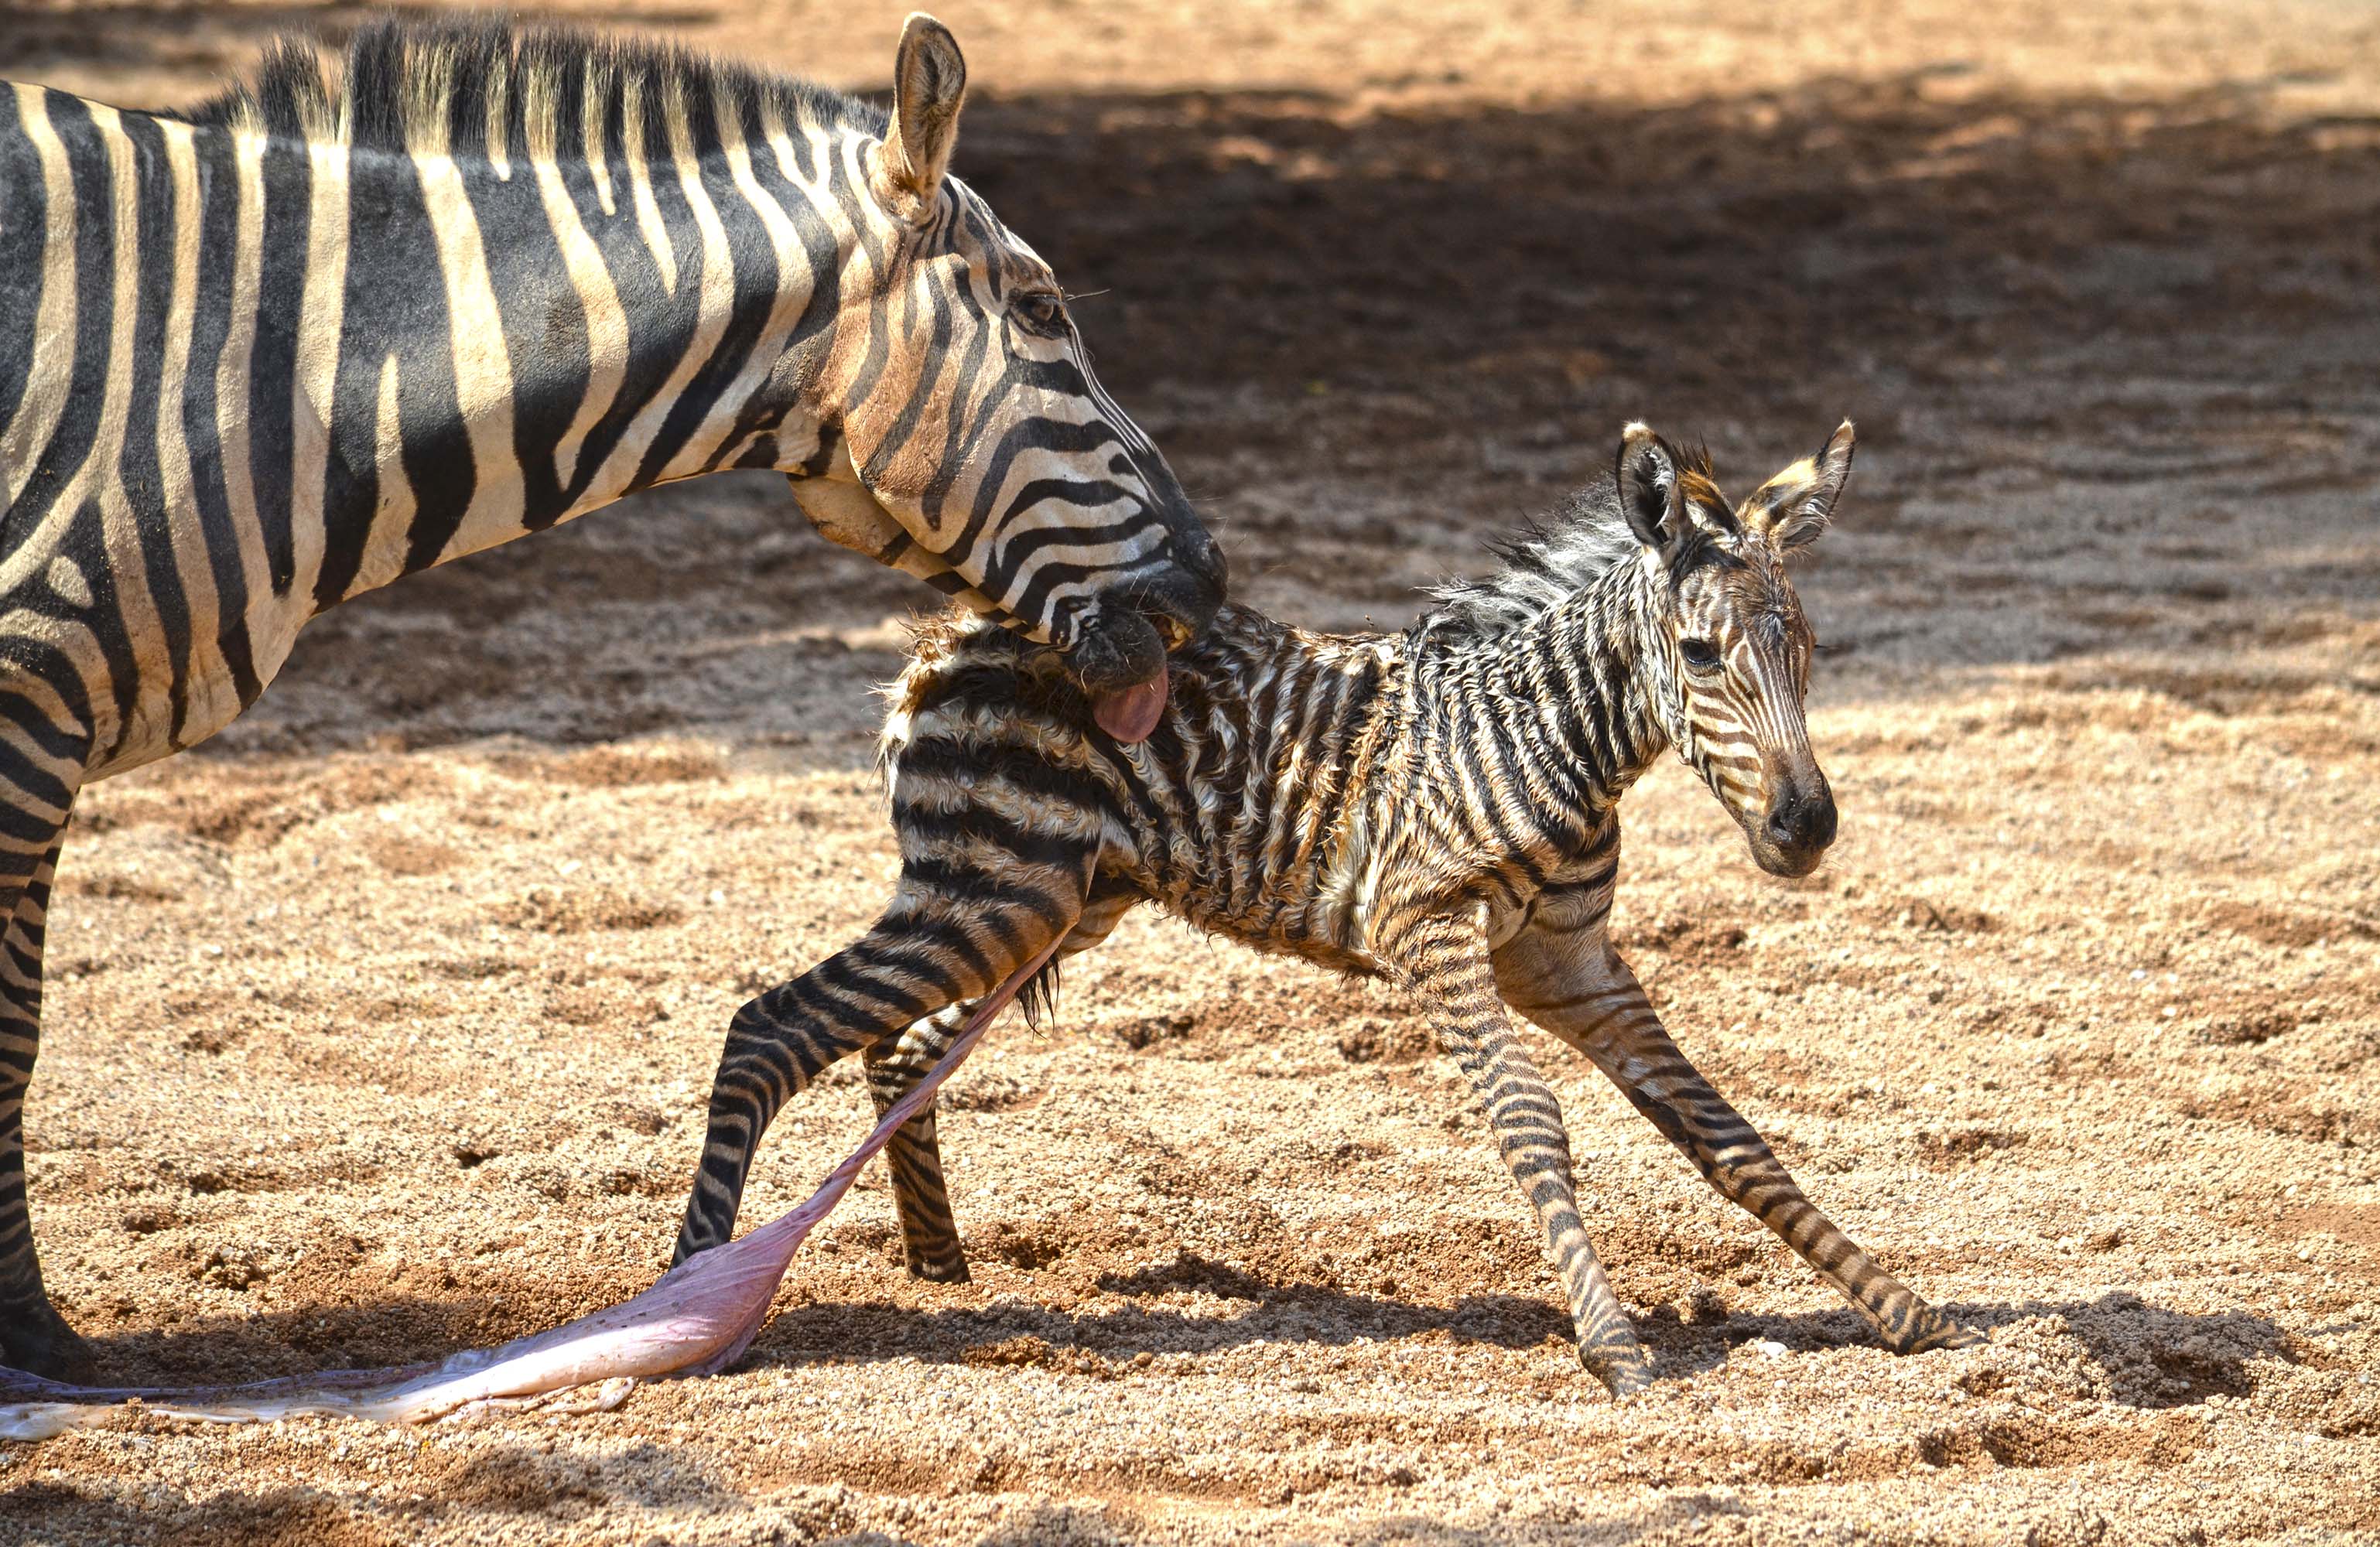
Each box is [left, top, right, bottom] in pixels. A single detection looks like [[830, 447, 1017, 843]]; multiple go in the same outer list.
[[1091, 672, 1168, 743]]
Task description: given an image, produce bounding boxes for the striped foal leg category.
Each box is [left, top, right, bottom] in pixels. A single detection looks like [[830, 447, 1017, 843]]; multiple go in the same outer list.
[[1387, 914, 1655, 1395], [860, 1004, 970, 1282], [673, 875, 1088, 1267], [862, 887, 1142, 1282], [1493, 907, 1982, 1356]]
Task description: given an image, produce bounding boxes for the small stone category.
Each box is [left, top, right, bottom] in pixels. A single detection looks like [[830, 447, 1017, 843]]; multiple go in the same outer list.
[[1753, 1339, 1789, 1360]]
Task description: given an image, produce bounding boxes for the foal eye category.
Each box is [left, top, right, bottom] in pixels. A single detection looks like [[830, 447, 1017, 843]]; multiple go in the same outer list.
[[1679, 638, 1723, 672]]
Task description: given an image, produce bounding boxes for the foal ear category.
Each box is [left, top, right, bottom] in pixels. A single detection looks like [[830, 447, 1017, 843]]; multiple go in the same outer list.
[[1745, 420, 1855, 553], [877, 14, 967, 220], [1616, 422, 1688, 557]]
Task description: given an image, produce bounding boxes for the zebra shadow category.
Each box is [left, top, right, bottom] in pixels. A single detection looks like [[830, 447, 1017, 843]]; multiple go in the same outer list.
[[60, 1270, 2289, 1417], [742, 1266, 2293, 1414]]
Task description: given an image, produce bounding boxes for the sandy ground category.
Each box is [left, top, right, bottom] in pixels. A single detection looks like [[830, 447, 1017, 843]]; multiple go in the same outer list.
[[2, 1, 2378, 1542]]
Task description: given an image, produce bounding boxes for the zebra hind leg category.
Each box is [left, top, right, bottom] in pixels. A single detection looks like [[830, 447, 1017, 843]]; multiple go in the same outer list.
[[673, 866, 1093, 1268], [862, 887, 1142, 1283]]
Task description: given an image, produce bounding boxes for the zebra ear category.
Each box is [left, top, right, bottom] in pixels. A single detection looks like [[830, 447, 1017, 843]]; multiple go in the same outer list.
[[879, 14, 967, 220], [1745, 420, 1855, 553], [1615, 422, 1687, 558]]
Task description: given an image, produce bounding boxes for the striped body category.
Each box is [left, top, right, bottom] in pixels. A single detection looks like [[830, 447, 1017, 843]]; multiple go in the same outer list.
[[0, 18, 1224, 1378], [679, 422, 1985, 1394]]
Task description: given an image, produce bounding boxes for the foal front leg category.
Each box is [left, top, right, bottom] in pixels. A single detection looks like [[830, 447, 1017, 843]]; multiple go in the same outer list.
[[1492, 886, 1982, 1356], [1384, 914, 1656, 1395]]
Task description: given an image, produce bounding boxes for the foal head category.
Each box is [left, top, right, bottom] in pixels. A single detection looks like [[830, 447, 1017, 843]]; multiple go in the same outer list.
[[1617, 421, 1856, 878]]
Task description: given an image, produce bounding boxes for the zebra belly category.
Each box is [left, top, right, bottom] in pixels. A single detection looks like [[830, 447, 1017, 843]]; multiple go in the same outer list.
[[6, 524, 309, 784]]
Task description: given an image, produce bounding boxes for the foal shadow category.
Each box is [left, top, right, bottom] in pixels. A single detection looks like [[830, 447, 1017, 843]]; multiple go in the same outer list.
[[742, 1265, 2292, 1416], [747, 1252, 1582, 1368], [1636, 1288, 2293, 1408], [55, 1262, 2288, 1419]]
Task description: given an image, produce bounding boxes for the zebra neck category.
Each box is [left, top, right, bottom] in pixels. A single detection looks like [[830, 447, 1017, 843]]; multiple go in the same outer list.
[[1461, 561, 1668, 825], [297, 122, 846, 616]]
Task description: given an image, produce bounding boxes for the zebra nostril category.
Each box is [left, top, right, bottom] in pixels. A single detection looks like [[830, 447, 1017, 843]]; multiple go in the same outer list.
[[1765, 787, 1835, 854]]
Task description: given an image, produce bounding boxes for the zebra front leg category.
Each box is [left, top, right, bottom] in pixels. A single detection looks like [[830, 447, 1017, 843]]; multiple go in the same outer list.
[[1385, 914, 1656, 1396], [674, 872, 1089, 1266], [1, 823, 87, 1381], [1493, 901, 1982, 1357], [862, 887, 1141, 1283]]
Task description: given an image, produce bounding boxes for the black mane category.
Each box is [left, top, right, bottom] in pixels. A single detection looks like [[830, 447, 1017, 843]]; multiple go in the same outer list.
[[173, 17, 885, 156]]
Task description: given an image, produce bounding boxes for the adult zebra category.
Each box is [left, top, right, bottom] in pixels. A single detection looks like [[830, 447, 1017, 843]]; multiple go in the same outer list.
[[0, 15, 1225, 1378]]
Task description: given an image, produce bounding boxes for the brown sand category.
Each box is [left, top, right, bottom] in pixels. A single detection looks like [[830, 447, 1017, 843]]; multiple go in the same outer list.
[[1, 1, 2376, 1541]]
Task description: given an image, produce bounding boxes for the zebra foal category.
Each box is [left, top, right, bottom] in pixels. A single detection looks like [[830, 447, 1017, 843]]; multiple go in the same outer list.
[[0, 15, 1226, 1377], [679, 419, 1985, 1394]]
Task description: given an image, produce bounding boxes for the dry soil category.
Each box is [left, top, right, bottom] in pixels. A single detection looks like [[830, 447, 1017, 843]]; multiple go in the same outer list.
[[0, 1, 2375, 1542]]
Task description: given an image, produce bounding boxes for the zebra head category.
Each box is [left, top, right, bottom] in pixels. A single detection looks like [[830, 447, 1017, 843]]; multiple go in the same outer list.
[[793, 15, 1224, 742], [1617, 422, 1857, 878]]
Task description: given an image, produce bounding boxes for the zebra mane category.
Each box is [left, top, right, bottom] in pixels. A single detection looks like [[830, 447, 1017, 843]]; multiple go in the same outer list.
[[174, 18, 885, 159]]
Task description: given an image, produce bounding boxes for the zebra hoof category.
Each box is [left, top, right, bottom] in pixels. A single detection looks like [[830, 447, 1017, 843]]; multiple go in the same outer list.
[[1, 1298, 97, 1383]]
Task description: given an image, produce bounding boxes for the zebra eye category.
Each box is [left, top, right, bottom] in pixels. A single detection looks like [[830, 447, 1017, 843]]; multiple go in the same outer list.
[[1679, 637, 1723, 673], [1013, 290, 1067, 333]]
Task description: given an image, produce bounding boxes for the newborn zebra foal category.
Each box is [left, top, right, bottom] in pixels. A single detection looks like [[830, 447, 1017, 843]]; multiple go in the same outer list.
[[679, 420, 1985, 1394]]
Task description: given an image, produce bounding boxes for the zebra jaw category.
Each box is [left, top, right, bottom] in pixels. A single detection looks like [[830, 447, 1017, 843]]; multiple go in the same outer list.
[[791, 470, 1176, 743]]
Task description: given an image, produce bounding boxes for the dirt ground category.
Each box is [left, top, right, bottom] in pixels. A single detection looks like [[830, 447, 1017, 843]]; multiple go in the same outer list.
[[2, 0, 2377, 1542]]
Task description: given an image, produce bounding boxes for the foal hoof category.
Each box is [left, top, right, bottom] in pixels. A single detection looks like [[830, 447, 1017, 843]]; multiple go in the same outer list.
[[1583, 1344, 1658, 1398], [1897, 1311, 1988, 1354]]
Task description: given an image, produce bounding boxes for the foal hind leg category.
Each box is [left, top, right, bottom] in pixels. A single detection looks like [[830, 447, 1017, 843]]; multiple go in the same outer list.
[[673, 863, 1092, 1266], [860, 1004, 971, 1282], [863, 886, 1142, 1282]]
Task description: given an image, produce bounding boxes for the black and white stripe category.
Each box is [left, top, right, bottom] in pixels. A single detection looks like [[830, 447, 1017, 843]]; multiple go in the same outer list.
[[0, 15, 1223, 1379], [676, 419, 1984, 1395]]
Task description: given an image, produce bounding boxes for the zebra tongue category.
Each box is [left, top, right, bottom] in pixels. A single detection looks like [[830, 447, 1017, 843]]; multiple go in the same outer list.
[[1091, 672, 1168, 743]]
